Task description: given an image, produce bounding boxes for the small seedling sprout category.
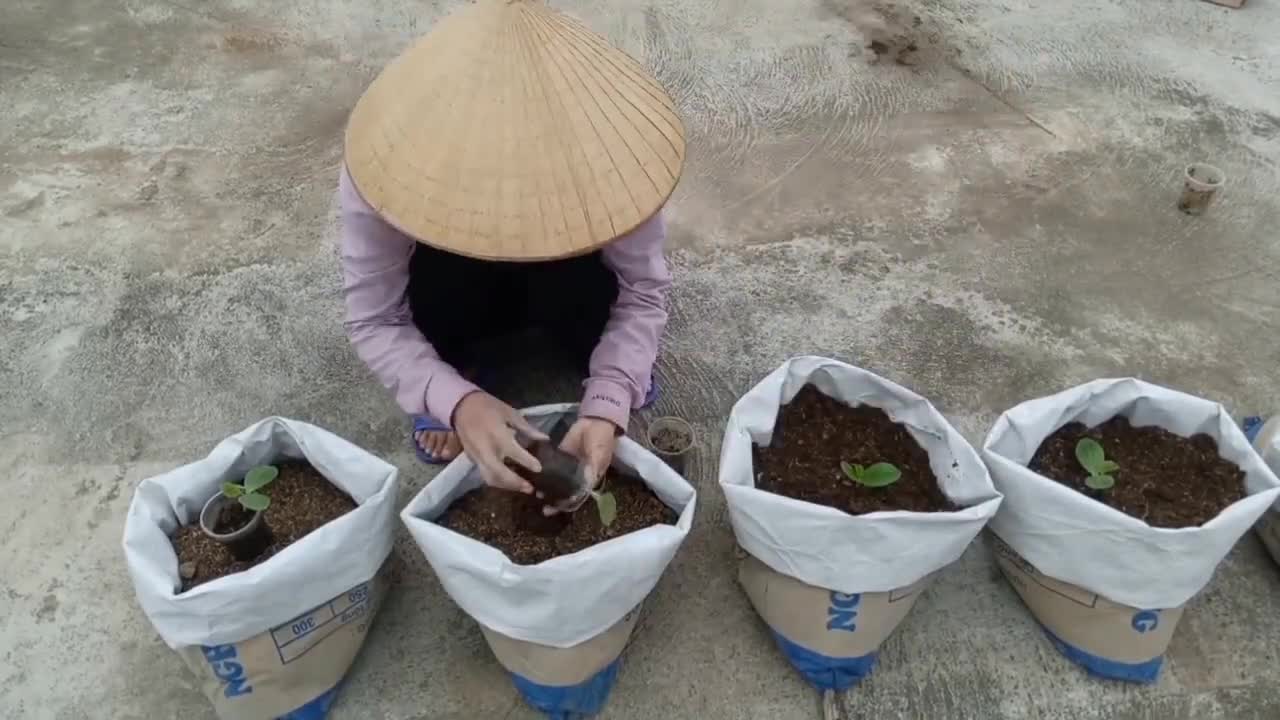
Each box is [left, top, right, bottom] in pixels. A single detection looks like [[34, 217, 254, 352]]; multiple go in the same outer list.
[[222, 465, 278, 512], [840, 461, 902, 488], [1075, 438, 1119, 491]]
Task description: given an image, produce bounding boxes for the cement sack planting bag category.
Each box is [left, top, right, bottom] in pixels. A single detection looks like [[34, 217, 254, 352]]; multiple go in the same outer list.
[[401, 404, 696, 718], [1244, 416, 1280, 564], [123, 417, 398, 720], [719, 356, 1003, 691], [983, 379, 1280, 683]]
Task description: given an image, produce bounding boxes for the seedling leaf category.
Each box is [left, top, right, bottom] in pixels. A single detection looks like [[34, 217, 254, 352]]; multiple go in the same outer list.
[[860, 463, 902, 488], [222, 482, 244, 498], [240, 492, 270, 512], [1075, 438, 1106, 473], [1075, 438, 1118, 491], [595, 491, 617, 527], [840, 460, 902, 488], [244, 465, 278, 493], [1085, 474, 1115, 491]]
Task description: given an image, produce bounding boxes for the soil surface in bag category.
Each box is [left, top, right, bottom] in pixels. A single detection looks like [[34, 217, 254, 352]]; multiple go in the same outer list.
[[1030, 416, 1246, 528], [440, 470, 677, 564], [753, 385, 958, 514], [171, 462, 357, 591]]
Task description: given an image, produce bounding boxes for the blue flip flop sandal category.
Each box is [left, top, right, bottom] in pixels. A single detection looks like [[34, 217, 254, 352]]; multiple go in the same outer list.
[[641, 378, 660, 409], [1244, 416, 1265, 443], [411, 368, 500, 465], [412, 414, 455, 465]]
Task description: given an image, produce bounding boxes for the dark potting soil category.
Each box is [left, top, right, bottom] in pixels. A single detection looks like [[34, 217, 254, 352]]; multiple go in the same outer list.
[[652, 426, 690, 454], [439, 471, 677, 565], [523, 441, 587, 502], [1029, 416, 1246, 528], [171, 461, 357, 591], [753, 385, 958, 515]]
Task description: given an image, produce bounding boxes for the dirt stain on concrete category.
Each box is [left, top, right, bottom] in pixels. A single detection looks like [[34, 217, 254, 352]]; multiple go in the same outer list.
[[220, 29, 288, 54], [34, 594, 59, 623]]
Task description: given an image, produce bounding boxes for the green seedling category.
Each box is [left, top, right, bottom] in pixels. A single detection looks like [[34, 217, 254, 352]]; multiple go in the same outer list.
[[222, 465, 278, 512], [1075, 438, 1119, 490], [592, 490, 617, 527], [840, 461, 902, 488]]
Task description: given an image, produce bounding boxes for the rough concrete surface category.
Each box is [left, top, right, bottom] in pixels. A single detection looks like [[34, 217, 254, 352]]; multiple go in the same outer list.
[[3, 0, 1280, 718]]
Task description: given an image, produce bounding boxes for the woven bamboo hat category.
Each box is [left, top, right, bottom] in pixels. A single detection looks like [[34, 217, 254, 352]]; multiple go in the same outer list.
[[344, 0, 686, 262]]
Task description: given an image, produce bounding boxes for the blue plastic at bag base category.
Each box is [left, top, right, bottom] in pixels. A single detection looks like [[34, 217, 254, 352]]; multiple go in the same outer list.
[[738, 555, 931, 692], [511, 659, 622, 718], [478, 605, 642, 718], [991, 537, 1182, 683]]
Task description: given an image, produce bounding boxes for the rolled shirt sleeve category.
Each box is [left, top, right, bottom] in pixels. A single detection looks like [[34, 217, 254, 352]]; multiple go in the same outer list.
[[337, 166, 479, 425], [578, 212, 672, 431]]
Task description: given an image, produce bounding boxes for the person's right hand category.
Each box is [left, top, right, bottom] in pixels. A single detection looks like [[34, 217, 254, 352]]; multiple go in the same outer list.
[[452, 391, 548, 493]]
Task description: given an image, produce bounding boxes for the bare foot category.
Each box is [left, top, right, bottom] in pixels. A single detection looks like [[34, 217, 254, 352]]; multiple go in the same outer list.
[[416, 429, 463, 461]]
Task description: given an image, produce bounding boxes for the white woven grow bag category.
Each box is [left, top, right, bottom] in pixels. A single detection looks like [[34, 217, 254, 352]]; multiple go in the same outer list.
[[983, 379, 1280, 682], [1249, 416, 1280, 564], [123, 417, 398, 720], [719, 356, 1002, 691], [401, 403, 696, 716]]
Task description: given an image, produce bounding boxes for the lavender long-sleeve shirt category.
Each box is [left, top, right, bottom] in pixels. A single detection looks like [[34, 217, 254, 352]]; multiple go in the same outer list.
[[337, 167, 671, 431]]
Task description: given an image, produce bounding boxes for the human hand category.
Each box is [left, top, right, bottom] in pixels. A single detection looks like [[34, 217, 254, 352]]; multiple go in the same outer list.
[[452, 392, 548, 493], [558, 416, 620, 489]]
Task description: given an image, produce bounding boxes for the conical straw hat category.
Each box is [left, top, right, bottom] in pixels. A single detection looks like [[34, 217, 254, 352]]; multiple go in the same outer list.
[[344, 0, 687, 262]]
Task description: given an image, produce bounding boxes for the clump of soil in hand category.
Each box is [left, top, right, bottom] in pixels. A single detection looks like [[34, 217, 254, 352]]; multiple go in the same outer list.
[[1029, 417, 1246, 528], [171, 462, 357, 591], [439, 471, 676, 565], [653, 426, 690, 454], [521, 441, 588, 503], [753, 385, 958, 515]]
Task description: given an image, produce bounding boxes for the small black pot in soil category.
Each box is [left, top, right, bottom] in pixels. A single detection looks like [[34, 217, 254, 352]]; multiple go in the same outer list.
[[199, 492, 274, 561]]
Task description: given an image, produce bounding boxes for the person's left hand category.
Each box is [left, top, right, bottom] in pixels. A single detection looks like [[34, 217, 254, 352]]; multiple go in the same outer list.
[[558, 416, 620, 491]]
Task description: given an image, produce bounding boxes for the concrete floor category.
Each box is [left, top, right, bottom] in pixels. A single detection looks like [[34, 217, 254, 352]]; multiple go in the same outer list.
[[3, 0, 1280, 717]]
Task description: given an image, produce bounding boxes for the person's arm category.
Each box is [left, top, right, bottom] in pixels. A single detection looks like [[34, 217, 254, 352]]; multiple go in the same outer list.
[[578, 212, 673, 431], [337, 166, 479, 425]]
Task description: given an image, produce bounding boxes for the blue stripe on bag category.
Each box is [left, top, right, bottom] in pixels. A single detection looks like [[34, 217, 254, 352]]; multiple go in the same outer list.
[[275, 683, 341, 720], [510, 658, 622, 718], [1040, 625, 1162, 684], [769, 630, 878, 692]]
